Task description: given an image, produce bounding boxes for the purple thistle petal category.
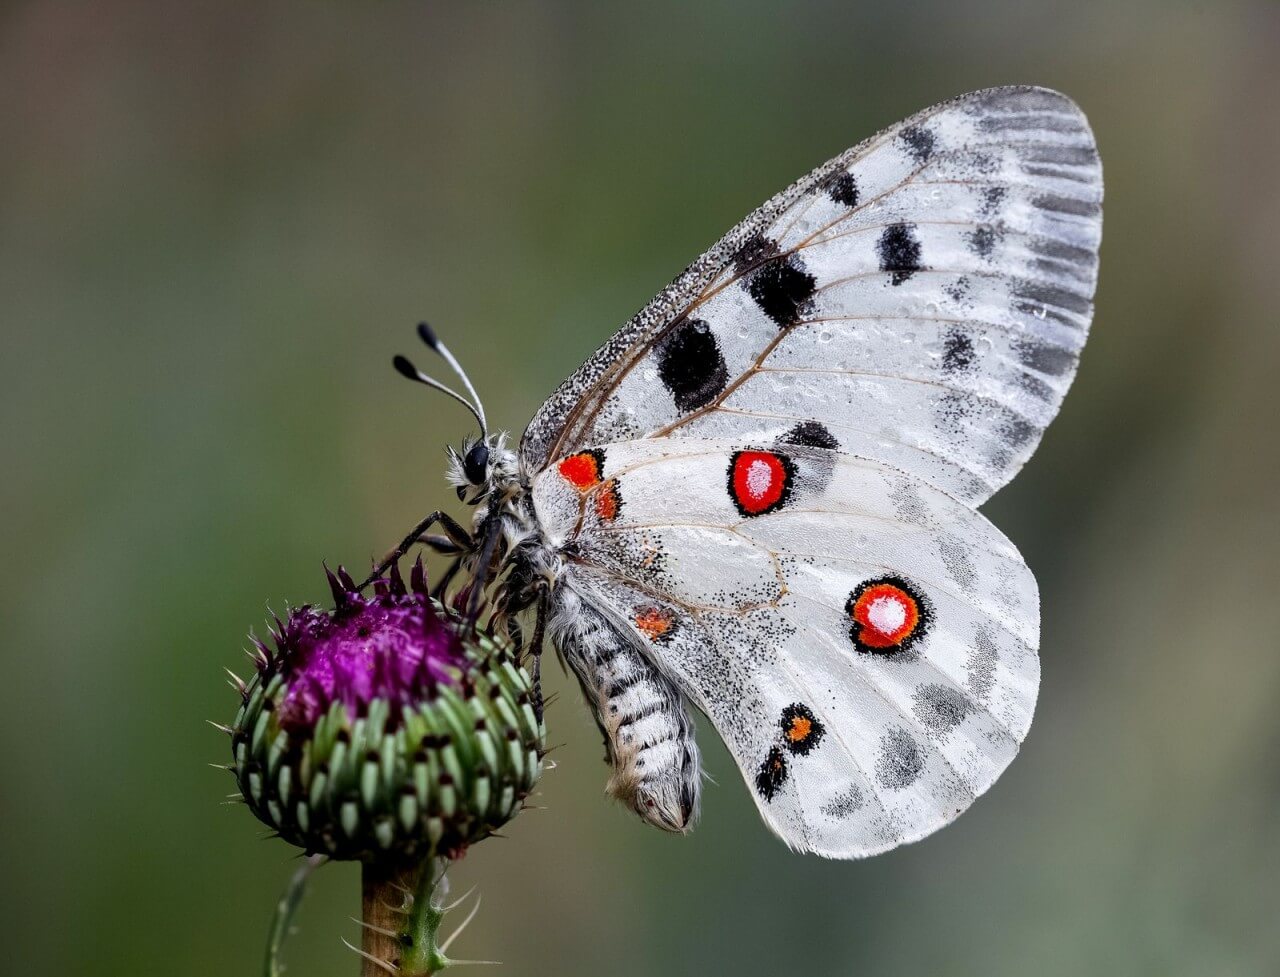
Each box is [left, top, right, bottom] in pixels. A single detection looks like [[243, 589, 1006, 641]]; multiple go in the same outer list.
[[274, 570, 467, 734]]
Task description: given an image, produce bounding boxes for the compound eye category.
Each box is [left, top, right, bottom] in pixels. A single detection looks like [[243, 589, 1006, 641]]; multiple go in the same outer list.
[[463, 442, 490, 484]]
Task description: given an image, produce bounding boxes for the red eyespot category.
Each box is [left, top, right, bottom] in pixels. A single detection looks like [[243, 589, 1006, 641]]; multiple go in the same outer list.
[[846, 577, 930, 654], [728, 450, 794, 517], [558, 450, 604, 490]]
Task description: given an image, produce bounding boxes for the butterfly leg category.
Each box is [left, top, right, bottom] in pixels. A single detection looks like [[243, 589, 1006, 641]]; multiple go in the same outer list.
[[527, 593, 548, 723], [430, 556, 463, 601], [360, 511, 474, 589], [415, 533, 464, 555], [464, 511, 504, 623]]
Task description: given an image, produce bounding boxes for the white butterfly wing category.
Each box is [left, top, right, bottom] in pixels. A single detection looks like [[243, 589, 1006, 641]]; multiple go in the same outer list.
[[533, 440, 1036, 857], [521, 87, 1100, 855], [521, 86, 1101, 505]]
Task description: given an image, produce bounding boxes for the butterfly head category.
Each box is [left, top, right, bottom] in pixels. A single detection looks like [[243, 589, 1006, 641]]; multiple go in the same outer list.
[[393, 321, 523, 504], [446, 431, 518, 505]]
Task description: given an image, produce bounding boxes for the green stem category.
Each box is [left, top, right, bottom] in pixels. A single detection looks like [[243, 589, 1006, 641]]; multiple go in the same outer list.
[[264, 855, 326, 977], [360, 857, 452, 976], [399, 858, 452, 976]]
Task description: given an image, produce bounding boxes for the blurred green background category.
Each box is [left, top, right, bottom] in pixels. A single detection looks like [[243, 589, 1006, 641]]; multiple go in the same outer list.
[[4, 2, 1279, 974]]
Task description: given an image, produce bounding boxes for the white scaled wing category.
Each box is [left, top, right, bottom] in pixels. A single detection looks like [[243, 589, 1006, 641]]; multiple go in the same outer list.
[[522, 87, 1101, 506], [533, 440, 1037, 857], [521, 87, 1101, 856]]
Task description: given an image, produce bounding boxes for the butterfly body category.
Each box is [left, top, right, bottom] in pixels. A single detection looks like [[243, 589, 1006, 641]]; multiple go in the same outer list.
[[547, 582, 701, 831], [420, 87, 1100, 858]]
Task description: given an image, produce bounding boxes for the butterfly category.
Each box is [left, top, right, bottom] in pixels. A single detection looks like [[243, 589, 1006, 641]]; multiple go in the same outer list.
[[378, 87, 1102, 858]]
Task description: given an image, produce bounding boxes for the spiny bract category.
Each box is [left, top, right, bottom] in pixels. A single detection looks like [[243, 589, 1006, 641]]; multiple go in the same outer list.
[[226, 560, 545, 862]]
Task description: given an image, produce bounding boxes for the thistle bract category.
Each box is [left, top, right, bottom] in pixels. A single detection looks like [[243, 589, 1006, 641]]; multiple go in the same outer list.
[[229, 561, 544, 862]]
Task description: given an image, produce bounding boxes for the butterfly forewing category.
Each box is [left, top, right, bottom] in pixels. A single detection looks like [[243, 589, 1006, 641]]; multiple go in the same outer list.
[[521, 87, 1101, 506]]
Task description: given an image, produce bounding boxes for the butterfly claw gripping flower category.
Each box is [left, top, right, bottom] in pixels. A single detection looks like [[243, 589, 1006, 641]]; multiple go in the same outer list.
[[228, 559, 545, 863]]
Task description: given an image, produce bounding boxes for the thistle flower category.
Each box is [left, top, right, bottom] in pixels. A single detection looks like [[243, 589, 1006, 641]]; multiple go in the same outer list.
[[227, 560, 544, 865]]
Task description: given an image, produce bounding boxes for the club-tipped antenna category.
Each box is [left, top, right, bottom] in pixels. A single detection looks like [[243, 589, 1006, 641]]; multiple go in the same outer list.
[[392, 354, 487, 436], [417, 322, 487, 435]]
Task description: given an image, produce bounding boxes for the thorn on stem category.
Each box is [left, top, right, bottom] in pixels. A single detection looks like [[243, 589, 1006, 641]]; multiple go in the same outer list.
[[341, 937, 400, 975], [349, 916, 400, 939], [439, 894, 483, 955]]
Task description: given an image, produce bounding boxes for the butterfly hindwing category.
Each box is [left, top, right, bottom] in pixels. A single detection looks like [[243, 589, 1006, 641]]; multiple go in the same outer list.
[[534, 438, 1037, 857], [521, 86, 1101, 506]]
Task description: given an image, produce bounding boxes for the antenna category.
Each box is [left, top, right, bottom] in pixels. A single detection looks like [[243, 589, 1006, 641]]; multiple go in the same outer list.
[[416, 322, 488, 435], [391, 322, 489, 440], [391, 353, 487, 437]]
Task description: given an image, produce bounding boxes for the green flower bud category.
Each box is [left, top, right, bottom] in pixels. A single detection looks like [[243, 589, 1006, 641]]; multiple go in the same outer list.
[[226, 561, 544, 863]]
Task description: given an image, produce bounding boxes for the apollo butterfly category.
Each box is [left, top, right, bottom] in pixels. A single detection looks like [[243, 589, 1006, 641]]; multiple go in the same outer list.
[[381, 88, 1102, 857]]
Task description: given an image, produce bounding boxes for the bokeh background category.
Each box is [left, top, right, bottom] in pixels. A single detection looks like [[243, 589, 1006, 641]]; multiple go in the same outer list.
[[4, 2, 1279, 975]]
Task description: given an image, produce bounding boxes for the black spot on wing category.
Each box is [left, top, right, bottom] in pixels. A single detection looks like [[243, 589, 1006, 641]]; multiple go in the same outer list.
[[888, 479, 930, 527], [826, 171, 859, 207], [899, 124, 936, 163], [937, 536, 977, 593], [747, 253, 817, 328], [944, 276, 971, 304], [875, 728, 924, 789], [1012, 336, 1076, 376], [820, 784, 865, 818], [966, 626, 998, 701], [1021, 144, 1098, 167], [779, 420, 839, 451], [999, 416, 1038, 450], [1029, 237, 1094, 268], [1014, 280, 1091, 315], [968, 225, 997, 259], [979, 112, 1074, 134], [877, 223, 923, 286], [940, 329, 976, 373], [1013, 301, 1080, 331], [1033, 193, 1100, 219], [1015, 370, 1055, 403], [913, 684, 973, 736], [981, 186, 1007, 217], [656, 317, 729, 412], [935, 391, 974, 437], [732, 232, 781, 277], [755, 746, 788, 801]]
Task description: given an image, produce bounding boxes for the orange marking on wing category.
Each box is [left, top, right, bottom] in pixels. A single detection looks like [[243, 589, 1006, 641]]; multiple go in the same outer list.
[[558, 451, 602, 490], [785, 715, 813, 744], [634, 606, 673, 641], [593, 479, 620, 522]]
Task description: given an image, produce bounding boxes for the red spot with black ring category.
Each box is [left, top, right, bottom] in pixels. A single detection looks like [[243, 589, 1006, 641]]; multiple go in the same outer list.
[[846, 576, 931, 654], [728, 450, 794, 517]]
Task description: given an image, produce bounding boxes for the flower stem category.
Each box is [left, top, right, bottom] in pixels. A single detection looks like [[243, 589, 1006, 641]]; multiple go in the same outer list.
[[360, 858, 452, 976], [361, 861, 412, 975], [264, 854, 325, 977]]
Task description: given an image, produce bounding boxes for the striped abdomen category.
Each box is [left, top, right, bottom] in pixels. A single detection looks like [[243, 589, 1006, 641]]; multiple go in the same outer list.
[[548, 583, 700, 831]]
